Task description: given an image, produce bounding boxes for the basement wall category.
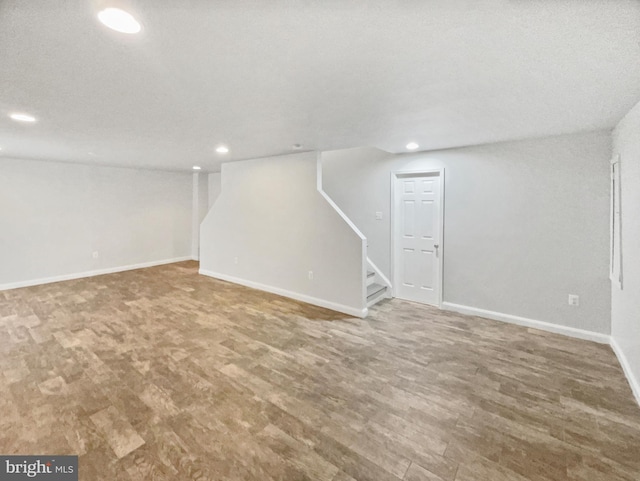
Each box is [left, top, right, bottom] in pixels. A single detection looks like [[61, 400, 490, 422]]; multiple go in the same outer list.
[[322, 131, 612, 337], [199, 151, 366, 317], [0, 158, 192, 289], [611, 100, 640, 404]]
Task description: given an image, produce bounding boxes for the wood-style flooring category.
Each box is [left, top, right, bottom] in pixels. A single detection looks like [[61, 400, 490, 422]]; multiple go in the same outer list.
[[1, 261, 639, 480]]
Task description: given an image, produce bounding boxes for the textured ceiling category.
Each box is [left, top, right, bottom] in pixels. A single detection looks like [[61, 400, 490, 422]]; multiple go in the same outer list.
[[1, 0, 639, 171]]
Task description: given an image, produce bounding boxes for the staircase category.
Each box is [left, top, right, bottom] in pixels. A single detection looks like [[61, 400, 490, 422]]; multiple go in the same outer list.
[[366, 269, 388, 307]]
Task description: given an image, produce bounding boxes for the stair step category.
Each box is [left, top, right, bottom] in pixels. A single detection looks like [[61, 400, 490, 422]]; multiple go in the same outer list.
[[367, 270, 375, 278], [367, 283, 386, 300]]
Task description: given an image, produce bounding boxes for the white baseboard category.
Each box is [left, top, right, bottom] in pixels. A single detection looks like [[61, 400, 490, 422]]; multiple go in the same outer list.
[[441, 302, 610, 344], [0, 256, 194, 291], [610, 337, 640, 407], [199, 269, 367, 318]]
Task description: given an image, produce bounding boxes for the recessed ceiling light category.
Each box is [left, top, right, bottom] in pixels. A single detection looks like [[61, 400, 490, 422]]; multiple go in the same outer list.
[[406, 142, 419, 150], [97, 8, 141, 34], [192, 165, 202, 170], [9, 112, 37, 123], [215, 145, 229, 154]]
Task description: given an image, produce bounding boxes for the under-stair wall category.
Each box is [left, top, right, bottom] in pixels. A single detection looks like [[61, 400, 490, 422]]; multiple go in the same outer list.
[[199, 151, 367, 317]]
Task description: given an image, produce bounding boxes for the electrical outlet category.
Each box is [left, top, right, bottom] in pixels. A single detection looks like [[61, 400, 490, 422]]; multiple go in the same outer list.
[[308, 271, 313, 280], [92, 251, 99, 259], [568, 294, 580, 307], [234, 257, 238, 264]]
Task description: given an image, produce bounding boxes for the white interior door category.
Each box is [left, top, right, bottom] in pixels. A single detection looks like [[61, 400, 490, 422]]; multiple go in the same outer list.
[[393, 172, 442, 306]]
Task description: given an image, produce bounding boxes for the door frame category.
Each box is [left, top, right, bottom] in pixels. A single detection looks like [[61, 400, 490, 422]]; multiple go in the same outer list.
[[390, 168, 445, 308]]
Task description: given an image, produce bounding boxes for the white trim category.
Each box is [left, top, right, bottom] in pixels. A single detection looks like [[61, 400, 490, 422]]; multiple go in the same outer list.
[[317, 188, 366, 240], [442, 302, 610, 344], [610, 154, 623, 289], [316, 154, 366, 241], [366, 257, 392, 294], [317, 152, 368, 308], [610, 337, 640, 407], [367, 288, 388, 308], [0, 256, 195, 291], [199, 269, 368, 318], [192, 172, 201, 261], [361, 241, 368, 308], [390, 168, 445, 308]]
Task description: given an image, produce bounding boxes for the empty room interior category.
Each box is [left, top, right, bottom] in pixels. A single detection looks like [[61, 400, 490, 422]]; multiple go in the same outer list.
[[1, 1, 640, 480]]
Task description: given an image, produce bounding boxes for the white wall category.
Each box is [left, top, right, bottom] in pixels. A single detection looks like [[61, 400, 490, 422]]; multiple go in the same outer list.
[[198, 173, 209, 223], [191, 172, 209, 260], [0, 158, 192, 289], [208, 172, 221, 209], [323, 131, 612, 335], [611, 100, 640, 402], [199, 151, 366, 317]]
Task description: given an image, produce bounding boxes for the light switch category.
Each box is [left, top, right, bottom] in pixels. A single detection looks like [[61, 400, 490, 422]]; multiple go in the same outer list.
[[375, 211, 383, 220]]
